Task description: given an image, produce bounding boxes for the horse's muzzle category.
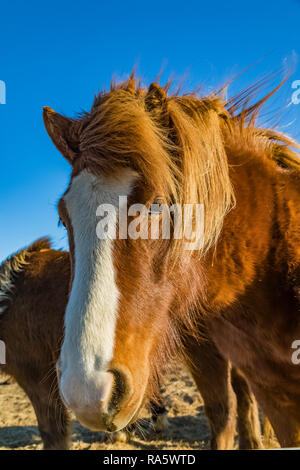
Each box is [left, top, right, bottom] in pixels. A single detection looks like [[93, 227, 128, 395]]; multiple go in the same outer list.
[[59, 370, 116, 431]]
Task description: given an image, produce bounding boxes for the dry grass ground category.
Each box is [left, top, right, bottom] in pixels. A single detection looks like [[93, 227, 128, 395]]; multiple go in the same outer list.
[[0, 363, 278, 450]]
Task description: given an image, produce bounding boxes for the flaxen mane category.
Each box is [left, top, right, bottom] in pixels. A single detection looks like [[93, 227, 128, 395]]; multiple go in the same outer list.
[[0, 237, 52, 313], [55, 75, 299, 256]]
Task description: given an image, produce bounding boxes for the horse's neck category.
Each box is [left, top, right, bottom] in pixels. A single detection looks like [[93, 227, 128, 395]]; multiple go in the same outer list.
[[176, 152, 299, 316], [203, 155, 278, 311]]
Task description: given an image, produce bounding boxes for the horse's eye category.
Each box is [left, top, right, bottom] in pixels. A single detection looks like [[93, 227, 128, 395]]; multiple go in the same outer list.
[[148, 204, 163, 215], [148, 197, 165, 214]]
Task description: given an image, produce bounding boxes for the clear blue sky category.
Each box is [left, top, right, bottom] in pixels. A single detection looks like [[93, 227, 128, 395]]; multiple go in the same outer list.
[[0, 0, 300, 261]]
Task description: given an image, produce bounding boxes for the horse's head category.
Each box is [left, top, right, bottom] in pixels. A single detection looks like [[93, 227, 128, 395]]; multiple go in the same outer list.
[[44, 79, 233, 431]]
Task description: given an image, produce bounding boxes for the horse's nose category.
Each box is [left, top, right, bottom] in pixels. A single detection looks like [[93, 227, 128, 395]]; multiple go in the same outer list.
[[59, 371, 115, 431]]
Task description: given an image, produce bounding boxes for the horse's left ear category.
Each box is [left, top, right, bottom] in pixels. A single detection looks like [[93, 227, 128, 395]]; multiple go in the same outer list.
[[43, 107, 79, 164]]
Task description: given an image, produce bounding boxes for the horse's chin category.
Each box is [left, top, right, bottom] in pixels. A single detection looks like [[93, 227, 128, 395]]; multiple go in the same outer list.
[[75, 401, 143, 433], [108, 402, 144, 432]]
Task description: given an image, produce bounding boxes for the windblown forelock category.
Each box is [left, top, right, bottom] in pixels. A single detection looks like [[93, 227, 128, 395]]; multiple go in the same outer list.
[[78, 88, 179, 202], [70, 81, 235, 256], [65, 76, 300, 259]]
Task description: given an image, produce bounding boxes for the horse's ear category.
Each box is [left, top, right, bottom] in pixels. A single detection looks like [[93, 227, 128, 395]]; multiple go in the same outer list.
[[43, 107, 79, 164], [145, 83, 167, 112]]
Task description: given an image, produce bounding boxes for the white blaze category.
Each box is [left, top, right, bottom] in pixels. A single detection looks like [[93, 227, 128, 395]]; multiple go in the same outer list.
[[60, 169, 137, 401]]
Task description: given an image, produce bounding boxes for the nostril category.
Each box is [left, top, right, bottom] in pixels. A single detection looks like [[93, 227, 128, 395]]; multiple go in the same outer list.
[[108, 368, 127, 412]]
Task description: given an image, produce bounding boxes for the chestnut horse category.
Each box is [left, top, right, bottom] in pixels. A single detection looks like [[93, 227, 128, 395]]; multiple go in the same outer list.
[[43, 76, 300, 447], [0, 239, 262, 449]]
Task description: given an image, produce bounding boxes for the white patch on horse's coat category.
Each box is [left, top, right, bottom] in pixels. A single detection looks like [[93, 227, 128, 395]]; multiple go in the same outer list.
[[60, 169, 137, 403]]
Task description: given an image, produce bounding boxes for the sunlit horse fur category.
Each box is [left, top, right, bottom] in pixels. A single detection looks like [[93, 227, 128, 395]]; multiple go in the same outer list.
[[44, 75, 300, 447]]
